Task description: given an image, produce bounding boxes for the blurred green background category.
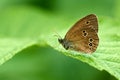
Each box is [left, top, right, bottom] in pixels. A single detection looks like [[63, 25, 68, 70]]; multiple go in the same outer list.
[[0, 0, 119, 80]]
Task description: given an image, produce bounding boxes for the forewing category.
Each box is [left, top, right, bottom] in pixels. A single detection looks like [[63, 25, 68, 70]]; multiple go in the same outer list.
[[65, 14, 98, 41]]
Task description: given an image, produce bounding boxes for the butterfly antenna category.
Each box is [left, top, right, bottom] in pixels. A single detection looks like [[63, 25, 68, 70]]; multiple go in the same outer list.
[[54, 31, 62, 39]]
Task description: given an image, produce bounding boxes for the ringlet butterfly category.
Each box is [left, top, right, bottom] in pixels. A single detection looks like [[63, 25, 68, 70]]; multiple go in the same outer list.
[[58, 14, 99, 53]]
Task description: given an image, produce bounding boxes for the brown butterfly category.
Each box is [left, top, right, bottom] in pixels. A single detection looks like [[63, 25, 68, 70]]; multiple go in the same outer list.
[[58, 14, 99, 53]]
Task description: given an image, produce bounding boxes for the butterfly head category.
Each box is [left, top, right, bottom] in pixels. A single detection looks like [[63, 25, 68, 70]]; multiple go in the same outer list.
[[58, 38, 63, 44], [58, 38, 70, 50]]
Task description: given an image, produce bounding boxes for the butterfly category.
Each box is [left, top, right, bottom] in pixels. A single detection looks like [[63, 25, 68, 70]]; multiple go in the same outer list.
[[58, 14, 99, 53]]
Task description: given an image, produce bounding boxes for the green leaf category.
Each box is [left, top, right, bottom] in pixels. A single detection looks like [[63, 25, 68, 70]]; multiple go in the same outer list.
[[0, 38, 36, 65]]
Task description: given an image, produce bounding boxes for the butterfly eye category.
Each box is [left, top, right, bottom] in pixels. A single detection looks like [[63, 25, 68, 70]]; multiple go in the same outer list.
[[63, 44, 69, 50], [58, 39, 63, 43]]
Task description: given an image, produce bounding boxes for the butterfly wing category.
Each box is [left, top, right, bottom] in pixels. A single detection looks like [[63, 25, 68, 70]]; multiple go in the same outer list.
[[64, 14, 99, 53], [71, 28, 99, 53]]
